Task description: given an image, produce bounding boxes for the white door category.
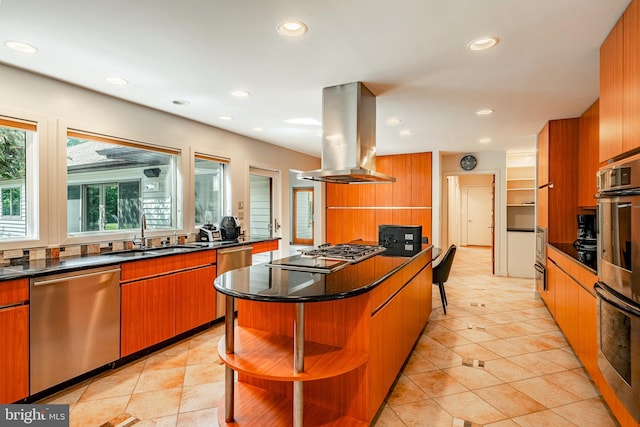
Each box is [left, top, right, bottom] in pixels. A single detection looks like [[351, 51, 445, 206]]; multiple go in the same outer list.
[[249, 167, 280, 239], [467, 185, 493, 246]]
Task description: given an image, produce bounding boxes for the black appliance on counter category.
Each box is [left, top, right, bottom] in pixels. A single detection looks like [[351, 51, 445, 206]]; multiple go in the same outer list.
[[595, 155, 640, 422], [219, 216, 241, 241], [573, 214, 597, 269], [199, 223, 221, 242], [378, 225, 422, 257]]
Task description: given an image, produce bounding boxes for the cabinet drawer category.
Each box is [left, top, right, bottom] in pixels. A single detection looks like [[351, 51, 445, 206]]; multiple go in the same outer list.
[[0, 279, 28, 306], [121, 250, 215, 282], [251, 240, 278, 254]]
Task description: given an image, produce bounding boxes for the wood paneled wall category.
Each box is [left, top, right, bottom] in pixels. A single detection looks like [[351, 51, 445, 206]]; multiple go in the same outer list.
[[326, 152, 432, 244]]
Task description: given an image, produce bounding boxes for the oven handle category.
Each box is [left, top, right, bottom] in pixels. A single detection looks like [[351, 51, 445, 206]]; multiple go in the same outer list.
[[534, 263, 547, 291], [596, 188, 640, 198], [594, 283, 640, 317]]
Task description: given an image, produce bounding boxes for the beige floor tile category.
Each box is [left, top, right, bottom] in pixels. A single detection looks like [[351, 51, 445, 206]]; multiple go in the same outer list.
[[478, 339, 529, 358], [386, 374, 429, 405], [484, 420, 520, 427], [535, 348, 583, 370], [186, 342, 220, 366], [176, 407, 218, 426], [133, 414, 178, 427], [179, 381, 225, 413], [144, 343, 190, 371], [511, 409, 579, 426], [79, 371, 140, 402], [427, 328, 474, 348], [482, 358, 537, 383], [443, 365, 503, 390], [453, 327, 499, 343], [450, 342, 501, 361], [39, 381, 90, 408], [127, 388, 182, 420], [401, 352, 440, 375], [184, 362, 226, 386], [134, 367, 185, 394], [542, 370, 600, 400], [390, 399, 454, 427], [506, 353, 567, 376], [372, 404, 406, 426], [474, 383, 546, 418], [70, 395, 130, 426], [434, 391, 507, 425], [414, 336, 464, 369], [510, 376, 582, 408], [551, 397, 619, 427], [407, 370, 468, 397]]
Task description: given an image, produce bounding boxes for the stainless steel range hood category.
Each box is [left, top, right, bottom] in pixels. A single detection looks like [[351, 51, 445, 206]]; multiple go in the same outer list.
[[299, 82, 395, 184]]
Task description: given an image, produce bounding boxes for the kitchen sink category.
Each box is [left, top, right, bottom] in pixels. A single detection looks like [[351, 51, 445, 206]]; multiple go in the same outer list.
[[107, 244, 201, 258]]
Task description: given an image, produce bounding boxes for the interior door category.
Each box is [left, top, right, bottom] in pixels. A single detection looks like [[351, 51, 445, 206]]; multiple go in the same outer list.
[[249, 168, 280, 238], [467, 185, 493, 246], [293, 188, 313, 245]]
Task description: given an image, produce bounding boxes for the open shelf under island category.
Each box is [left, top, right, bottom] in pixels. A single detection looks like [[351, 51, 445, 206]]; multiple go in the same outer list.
[[214, 244, 434, 426]]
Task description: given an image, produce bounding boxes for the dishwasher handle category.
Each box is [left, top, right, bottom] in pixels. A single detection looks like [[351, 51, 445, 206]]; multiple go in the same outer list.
[[218, 246, 253, 256], [32, 268, 121, 287]]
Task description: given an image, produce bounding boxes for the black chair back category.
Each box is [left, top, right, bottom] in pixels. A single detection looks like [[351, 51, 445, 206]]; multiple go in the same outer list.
[[433, 245, 456, 284]]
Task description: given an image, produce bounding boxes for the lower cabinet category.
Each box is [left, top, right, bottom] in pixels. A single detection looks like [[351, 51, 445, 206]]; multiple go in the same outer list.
[[0, 304, 29, 403], [175, 265, 217, 335]]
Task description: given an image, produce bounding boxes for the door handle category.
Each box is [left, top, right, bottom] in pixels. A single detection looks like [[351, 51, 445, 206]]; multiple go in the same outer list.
[[274, 218, 281, 231]]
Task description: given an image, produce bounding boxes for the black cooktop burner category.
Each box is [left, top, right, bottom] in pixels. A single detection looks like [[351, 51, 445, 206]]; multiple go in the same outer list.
[[300, 243, 386, 262]]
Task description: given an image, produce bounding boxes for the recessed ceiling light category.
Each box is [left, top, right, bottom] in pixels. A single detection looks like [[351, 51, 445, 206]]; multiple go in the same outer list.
[[386, 118, 402, 126], [4, 40, 38, 54], [479, 138, 492, 144], [285, 117, 321, 126], [277, 20, 308, 37], [253, 127, 265, 132], [399, 129, 412, 136], [218, 115, 233, 121], [105, 76, 129, 86], [231, 90, 251, 97], [468, 37, 499, 51], [172, 99, 190, 106], [476, 109, 494, 116]]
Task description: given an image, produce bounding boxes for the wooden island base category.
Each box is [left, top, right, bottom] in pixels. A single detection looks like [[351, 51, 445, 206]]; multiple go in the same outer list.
[[215, 247, 433, 425]]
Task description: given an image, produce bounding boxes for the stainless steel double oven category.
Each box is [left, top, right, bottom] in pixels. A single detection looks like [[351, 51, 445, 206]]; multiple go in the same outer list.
[[596, 154, 640, 422]]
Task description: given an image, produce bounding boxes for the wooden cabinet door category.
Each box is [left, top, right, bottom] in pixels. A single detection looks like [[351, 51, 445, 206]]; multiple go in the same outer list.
[[392, 154, 412, 207], [375, 156, 393, 206], [410, 152, 432, 206], [537, 123, 550, 186], [578, 100, 599, 208], [0, 305, 28, 403], [537, 187, 548, 228], [600, 17, 624, 162], [175, 266, 217, 335], [624, 0, 640, 156], [557, 273, 580, 350], [578, 287, 598, 377], [121, 276, 176, 356]]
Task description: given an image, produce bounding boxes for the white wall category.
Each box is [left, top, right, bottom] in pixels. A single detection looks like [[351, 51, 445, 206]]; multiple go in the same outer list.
[[0, 64, 320, 252], [439, 151, 508, 276]]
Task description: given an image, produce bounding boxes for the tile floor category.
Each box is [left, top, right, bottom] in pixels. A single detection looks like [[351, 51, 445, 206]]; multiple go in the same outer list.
[[40, 246, 619, 426]]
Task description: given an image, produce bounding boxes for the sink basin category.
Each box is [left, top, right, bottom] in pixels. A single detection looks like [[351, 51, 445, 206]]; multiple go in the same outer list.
[[107, 244, 200, 258]]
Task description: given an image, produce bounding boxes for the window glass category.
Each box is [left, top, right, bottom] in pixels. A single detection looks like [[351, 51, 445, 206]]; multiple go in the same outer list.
[[67, 132, 179, 234], [194, 156, 226, 225], [0, 119, 34, 239]]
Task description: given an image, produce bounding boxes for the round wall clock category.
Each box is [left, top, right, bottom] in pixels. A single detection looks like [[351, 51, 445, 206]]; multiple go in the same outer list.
[[460, 154, 477, 171]]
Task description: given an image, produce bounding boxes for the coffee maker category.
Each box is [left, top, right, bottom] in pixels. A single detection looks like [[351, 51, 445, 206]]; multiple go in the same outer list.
[[574, 214, 596, 268]]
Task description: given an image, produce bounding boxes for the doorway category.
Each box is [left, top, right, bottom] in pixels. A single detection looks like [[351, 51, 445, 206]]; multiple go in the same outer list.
[[293, 188, 314, 245], [445, 174, 495, 274], [249, 167, 280, 238]]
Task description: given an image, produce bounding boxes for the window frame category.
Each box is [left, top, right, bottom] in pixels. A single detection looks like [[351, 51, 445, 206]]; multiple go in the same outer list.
[[193, 152, 229, 228]]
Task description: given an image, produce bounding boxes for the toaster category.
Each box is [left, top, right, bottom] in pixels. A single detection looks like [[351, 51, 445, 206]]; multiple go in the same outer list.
[[199, 224, 221, 242]]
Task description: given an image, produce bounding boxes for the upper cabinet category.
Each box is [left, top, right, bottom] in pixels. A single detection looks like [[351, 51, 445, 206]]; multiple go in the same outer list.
[[600, 0, 640, 162], [536, 119, 579, 242], [578, 100, 600, 208]]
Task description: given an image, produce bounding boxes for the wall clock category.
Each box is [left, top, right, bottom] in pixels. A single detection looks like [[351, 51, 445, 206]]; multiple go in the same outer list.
[[460, 154, 477, 171]]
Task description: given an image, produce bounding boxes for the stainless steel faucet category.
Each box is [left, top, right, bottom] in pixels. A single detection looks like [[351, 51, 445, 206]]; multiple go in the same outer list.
[[134, 213, 147, 249]]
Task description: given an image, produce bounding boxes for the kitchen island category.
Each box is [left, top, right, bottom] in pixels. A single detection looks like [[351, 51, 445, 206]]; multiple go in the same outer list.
[[214, 244, 434, 426]]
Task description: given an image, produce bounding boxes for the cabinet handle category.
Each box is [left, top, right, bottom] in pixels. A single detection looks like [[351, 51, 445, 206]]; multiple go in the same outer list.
[[538, 182, 554, 189]]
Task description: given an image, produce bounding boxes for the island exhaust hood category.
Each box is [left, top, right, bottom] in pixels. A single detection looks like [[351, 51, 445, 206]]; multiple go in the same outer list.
[[298, 82, 395, 184]]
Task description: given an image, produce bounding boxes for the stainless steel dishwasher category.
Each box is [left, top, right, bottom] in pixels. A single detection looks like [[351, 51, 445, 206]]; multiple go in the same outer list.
[[216, 245, 252, 318], [30, 266, 121, 394]]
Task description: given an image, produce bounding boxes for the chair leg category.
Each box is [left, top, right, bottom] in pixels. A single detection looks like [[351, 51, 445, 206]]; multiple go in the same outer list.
[[438, 282, 447, 314]]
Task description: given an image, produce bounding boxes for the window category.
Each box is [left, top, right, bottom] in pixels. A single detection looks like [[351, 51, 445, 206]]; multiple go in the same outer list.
[[0, 117, 36, 239], [194, 154, 227, 226], [67, 130, 180, 235]]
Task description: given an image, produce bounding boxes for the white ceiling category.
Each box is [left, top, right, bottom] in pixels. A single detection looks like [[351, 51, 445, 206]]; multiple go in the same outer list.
[[0, 0, 630, 157]]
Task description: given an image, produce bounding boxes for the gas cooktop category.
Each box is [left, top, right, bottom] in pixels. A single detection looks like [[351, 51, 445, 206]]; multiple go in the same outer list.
[[266, 243, 386, 274]]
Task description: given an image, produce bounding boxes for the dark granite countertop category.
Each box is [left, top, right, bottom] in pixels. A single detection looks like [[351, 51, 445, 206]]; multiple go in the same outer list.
[[0, 237, 279, 281], [548, 242, 597, 274], [214, 245, 434, 303]]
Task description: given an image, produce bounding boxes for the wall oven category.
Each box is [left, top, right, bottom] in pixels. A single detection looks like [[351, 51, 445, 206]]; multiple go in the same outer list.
[[596, 155, 640, 422]]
